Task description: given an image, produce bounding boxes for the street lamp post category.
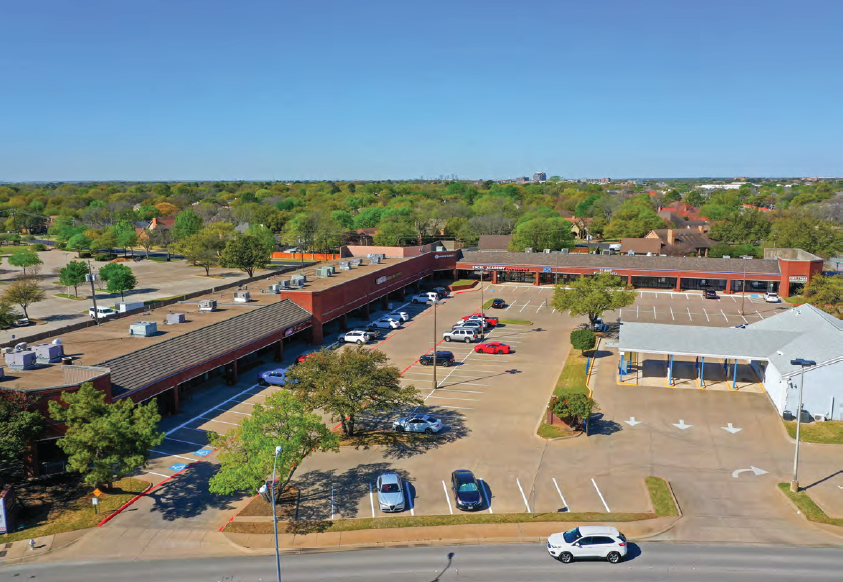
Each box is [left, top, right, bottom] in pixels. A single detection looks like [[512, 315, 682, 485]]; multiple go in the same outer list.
[[789, 359, 815, 492], [432, 297, 439, 390], [479, 270, 485, 341], [739, 256, 748, 316], [271, 445, 283, 582]]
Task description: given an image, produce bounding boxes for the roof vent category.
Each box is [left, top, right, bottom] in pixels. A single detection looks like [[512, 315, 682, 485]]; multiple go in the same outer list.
[[199, 299, 217, 312], [234, 291, 251, 303], [129, 321, 158, 337]]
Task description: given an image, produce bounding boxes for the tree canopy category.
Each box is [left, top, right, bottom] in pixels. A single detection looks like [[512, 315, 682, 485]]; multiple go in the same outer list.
[[0, 393, 45, 487], [551, 273, 635, 325], [220, 234, 270, 277]]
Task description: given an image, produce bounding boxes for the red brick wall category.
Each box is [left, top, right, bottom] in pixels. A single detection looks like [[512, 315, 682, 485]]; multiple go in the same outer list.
[[777, 258, 824, 297]]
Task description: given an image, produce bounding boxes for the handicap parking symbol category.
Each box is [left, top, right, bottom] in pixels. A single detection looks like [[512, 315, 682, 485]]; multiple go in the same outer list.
[[168, 463, 188, 472], [193, 448, 213, 457]]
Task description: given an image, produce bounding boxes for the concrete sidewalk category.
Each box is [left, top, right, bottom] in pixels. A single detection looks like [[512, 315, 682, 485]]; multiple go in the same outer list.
[[1, 517, 679, 565]]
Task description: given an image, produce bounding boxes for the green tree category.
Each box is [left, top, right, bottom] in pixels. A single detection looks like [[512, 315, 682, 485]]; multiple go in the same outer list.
[[552, 393, 597, 431], [48, 382, 164, 489], [570, 328, 597, 355], [8, 249, 42, 277], [287, 346, 422, 437], [220, 234, 269, 277], [48, 217, 85, 243], [173, 209, 204, 240], [245, 224, 277, 256], [603, 199, 667, 239], [2, 278, 45, 319], [804, 274, 842, 313], [149, 227, 174, 260], [551, 273, 635, 326], [59, 260, 90, 297], [100, 263, 137, 300], [0, 392, 45, 487], [683, 191, 705, 207], [115, 225, 139, 256], [208, 390, 339, 496], [373, 215, 416, 246], [331, 210, 354, 230], [94, 228, 119, 253], [509, 217, 575, 251], [66, 233, 93, 256], [174, 232, 219, 275], [0, 300, 18, 329], [769, 212, 842, 258]]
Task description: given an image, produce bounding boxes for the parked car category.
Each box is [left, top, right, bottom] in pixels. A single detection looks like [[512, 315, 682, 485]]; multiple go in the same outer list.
[[338, 330, 374, 344], [376, 472, 406, 512], [703, 290, 718, 299], [592, 317, 607, 332], [14, 315, 30, 327], [432, 286, 450, 298], [368, 317, 400, 330], [392, 414, 443, 433], [462, 316, 492, 329], [411, 292, 439, 304], [388, 311, 410, 322], [450, 470, 483, 511], [765, 292, 780, 303], [454, 320, 484, 333], [474, 341, 511, 354], [546, 526, 628, 564], [491, 298, 506, 309], [258, 368, 288, 386], [418, 351, 455, 367], [89, 306, 117, 319], [443, 328, 478, 343], [463, 312, 499, 326]]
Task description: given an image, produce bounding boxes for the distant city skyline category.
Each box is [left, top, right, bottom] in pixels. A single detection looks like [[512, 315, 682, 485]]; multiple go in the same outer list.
[[2, 0, 842, 182]]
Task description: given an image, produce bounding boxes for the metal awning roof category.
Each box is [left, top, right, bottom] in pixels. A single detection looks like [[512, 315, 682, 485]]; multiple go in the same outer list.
[[617, 322, 799, 360]]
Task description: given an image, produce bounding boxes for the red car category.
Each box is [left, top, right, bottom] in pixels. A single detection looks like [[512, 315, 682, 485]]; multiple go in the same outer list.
[[462, 312, 499, 326], [296, 353, 316, 365], [474, 341, 511, 354]]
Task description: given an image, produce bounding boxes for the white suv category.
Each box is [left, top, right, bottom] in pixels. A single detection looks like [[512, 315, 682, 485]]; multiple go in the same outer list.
[[411, 292, 439, 304], [338, 330, 374, 345], [547, 526, 628, 564], [443, 328, 477, 343], [764, 292, 780, 303]]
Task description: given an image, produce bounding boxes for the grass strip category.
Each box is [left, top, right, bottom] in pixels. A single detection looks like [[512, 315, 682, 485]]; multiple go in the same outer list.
[[778, 483, 843, 526], [783, 420, 843, 444], [225, 510, 657, 535], [553, 350, 589, 398], [645, 476, 679, 517], [536, 421, 574, 439], [450, 279, 476, 287], [498, 319, 532, 326], [54, 293, 86, 301], [0, 477, 150, 543]]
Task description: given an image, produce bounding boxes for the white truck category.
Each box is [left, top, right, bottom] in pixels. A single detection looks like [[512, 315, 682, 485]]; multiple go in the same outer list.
[[89, 306, 117, 320]]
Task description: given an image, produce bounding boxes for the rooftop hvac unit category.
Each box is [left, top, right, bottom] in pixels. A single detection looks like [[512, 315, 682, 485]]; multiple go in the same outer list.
[[233, 291, 251, 303], [199, 299, 217, 312], [1, 347, 12, 354], [339, 261, 351, 270], [316, 266, 333, 277], [351, 258, 363, 266], [291, 274, 306, 286], [166, 313, 186, 324], [278, 279, 290, 289], [544, 249, 551, 253], [627, 250, 635, 256], [129, 321, 158, 337], [646, 252, 653, 256], [52, 338, 63, 345], [814, 414, 827, 422], [267, 284, 281, 294], [371, 256, 381, 264], [435, 245, 445, 251], [14, 342, 27, 352], [525, 248, 533, 253], [4, 350, 35, 370], [561, 248, 569, 254], [33, 343, 64, 363]]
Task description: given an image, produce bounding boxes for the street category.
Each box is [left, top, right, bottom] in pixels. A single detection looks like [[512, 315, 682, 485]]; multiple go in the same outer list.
[[4, 543, 843, 581]]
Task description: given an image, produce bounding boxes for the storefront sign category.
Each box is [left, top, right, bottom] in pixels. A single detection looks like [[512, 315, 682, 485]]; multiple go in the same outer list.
[[471, 265, 506, 271], [434, 254, 454, 259], [542, 267, 552, 273], [284, 319, 312, 337], [788, 276, 808, 283], [376, 272, 402, 285]]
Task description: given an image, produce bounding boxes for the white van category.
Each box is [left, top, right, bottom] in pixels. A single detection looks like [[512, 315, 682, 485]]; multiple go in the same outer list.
[[89, 306, 117, 319], [411, 292, 439, 304]]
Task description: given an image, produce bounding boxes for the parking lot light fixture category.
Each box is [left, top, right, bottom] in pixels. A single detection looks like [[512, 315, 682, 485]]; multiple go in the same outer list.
[[789, 359, 815, 492], [432, 297, 439, 389], [271, 445, 283, 582], [479, 271, 485, 340]]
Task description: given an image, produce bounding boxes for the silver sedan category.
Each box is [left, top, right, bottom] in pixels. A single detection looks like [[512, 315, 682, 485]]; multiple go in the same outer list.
[[377, 472, 406, 512]]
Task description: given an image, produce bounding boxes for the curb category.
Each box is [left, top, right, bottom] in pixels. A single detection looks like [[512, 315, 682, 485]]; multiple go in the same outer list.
[[775, 484, 843, 541], [98, 469, 189, 527]]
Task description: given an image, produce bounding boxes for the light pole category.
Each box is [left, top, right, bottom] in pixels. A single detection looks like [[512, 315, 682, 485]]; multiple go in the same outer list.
[[478, 269, 485, 341], [789, 359, 815, 492], [271, 445, 283, 582], [739, 256, 749, 316], [432, 297, 439, 390], [86, 261, 100, 326]]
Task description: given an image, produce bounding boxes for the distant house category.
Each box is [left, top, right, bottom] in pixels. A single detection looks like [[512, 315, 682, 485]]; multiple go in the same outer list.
[[345, 228, 377, 246], [658, 202, 701, 221], [478, 235, 512, 251], [563, 216, 594, 239], [620, 237, 662, 255], [135, 216, 176, 238], [657, 211, 710, 232], [646, 229, 713, 257], [742, 204, 772, 212]]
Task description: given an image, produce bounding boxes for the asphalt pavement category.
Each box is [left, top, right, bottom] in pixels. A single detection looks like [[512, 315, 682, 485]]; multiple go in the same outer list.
[[4, 543, 842, 581]]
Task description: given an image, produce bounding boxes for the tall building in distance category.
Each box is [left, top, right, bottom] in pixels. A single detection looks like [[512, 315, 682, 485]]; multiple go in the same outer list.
[[532, 172, 547, 182]]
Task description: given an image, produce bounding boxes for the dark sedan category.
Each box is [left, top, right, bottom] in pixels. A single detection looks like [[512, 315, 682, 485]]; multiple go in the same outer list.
[[703, 290, 718, 299], [491, 298, 506, 309], [451, 469, 483, 511]]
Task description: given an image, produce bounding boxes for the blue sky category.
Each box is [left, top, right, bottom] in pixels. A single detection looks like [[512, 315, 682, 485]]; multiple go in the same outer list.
[[2, 0, 842, 181]]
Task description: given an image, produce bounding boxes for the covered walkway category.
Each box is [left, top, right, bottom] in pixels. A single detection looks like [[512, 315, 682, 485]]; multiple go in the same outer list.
[[616, 322, 780, 392]]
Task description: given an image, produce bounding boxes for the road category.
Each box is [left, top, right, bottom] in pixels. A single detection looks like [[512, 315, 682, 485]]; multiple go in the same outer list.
[[4, 543, 843, 581]]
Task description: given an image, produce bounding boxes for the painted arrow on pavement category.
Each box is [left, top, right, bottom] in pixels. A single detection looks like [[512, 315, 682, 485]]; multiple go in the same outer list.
[[732, 466, 768, 478], [673, 419, 692, 430], [625, 417, 641, 426], [721, 423, 742, 434]]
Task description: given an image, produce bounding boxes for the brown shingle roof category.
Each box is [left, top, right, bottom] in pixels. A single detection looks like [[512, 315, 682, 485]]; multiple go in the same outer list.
[[620, 238, 662, 255], [459, 250, 781, 275], [478, 235, 512, 251], [100, 299, 312, 397]]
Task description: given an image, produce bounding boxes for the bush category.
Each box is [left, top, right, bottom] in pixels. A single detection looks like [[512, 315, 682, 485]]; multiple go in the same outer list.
[[31, 243, 47, 252], [95, 253, 117, 261], [78, 251, 93, 259], [56, 242, 67, 249], [552, 393, 598, 430], [22, 235, 35, 241], [570, 328, 596, 354]]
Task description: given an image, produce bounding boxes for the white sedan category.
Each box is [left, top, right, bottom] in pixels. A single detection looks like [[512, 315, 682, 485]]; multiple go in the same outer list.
[[388, 311, 410, 322], [368, 317, 400, 330], [765, 292, 780, 303]]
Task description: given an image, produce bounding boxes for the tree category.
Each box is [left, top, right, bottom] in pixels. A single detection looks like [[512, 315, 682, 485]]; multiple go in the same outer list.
[[174, 232, 219, 275], [48, 382, 164, 489], [0, 392, 45, 487], [0, 300, 18, 329], [138, 232, 154, 257], [552, 393, 597, 431], [115, 225, 139, 256], [245, 224, 277, 256], [174, 209, 204, 240], [373, 215, 415, 246], [100, 263, 137, 300], [570, 328, 597, 355], [551, 273, 635, 326], [509, 217, 575, 251], [149, 227, 174, 260], [154, 202, 178, 217], [603, 199, 668, 239], [769, 212, 842, 258], [59, 260, 90, 297], [287, 346, 422, 437], [66, 233, 93, 256], [208, 390, 339, 496], [220, 234, 269, 277], [804, 274, 842, 313], [2, 278, 45, 319], [94, 228, 119, 253], [8, 249, 42, 277]]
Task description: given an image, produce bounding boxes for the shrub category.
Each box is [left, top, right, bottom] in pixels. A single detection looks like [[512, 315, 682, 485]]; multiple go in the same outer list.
[[570, 328, 596, 354], [31, 243, 47, 252], [95, 253, 117, 261], [56, 242, 67, 249], [78, 251, 93, 259], [552, 393, 598, 430]]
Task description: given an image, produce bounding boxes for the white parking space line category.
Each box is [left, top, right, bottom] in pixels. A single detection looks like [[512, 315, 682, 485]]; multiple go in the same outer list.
[[756, 310, 764, 319], [687, 307, 692, 320], [166, 383, 263, 436], [479, 478, 492, 513], [164, 437, 209, 448], [653, 306, 657, 318], [591, 478, 611, 512], [331, 484, 335, 520], [741, 314, 748, 323], [149, 450, 195, 462], [730, 295, 738, 302], [199, 417, 238, 426], [703, 308, 710, 322], [405, 482, 414, 516], [552, 478, 568, 511], [516, 478, 531, 512], [519, 300, 531, 312], [505, 300, 516, 311], [636, 305, 639, 318], [670, 307, 675, 321], [369, 482, 376, 518], [721, 309, 729, 321], [425, 395, 479, 402], [436, 388, 484, 394], [146, 471, 170, 478], [184, 427, 210, 433], [436, 405, 474, 410], [223, 410, 252, 416], [442, 481, 454, 514]]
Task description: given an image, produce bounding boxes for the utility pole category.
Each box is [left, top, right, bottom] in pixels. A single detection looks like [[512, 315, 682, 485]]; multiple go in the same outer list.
[[790, 359, 816, 492], [86, 261, 99, 326], [432, 297, 439, 390], [739, 256, 748, 316], [479, 270, 485, 341]]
